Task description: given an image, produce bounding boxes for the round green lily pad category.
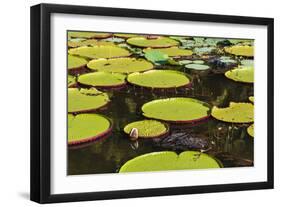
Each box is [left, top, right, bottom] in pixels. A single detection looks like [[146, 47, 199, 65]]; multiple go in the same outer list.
[[114, 33, 139, 38], [68, 39, 115, 48], [124, 120, 169, 138], [87, 57, 153, 74], [119, 151, 221, 173], [225, 45, 254, 57], [127, 36, 179, 48], [78, 72, 126, 88], [247, 124, 254, 137], [144, 47, 193, 57], [142, 98, 210, 123], [185, 63, 210, 70], [127, 70, 191, 89], [68, 32, 112, 39], [68, 113, 112, 145], [225, 66, 254, 83], [68, 55, 88, 70], [68, 88, 110, 113], [211, 102, 254, 123], [68, 46, 131, 59], [249, 96, 254, 103], [68, 75, 76, 87]]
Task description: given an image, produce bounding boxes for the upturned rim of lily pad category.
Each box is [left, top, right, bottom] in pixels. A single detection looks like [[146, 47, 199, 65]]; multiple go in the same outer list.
[[127, 70, 192, 89], [77, 72, 127, 88], [141, 98, 211, 123], [68, 113, 113, 146], [123, 120, 170, 139]]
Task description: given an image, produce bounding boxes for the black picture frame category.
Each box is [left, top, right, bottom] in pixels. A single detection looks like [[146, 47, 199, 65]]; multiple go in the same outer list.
[[30, 3, 274, 204]]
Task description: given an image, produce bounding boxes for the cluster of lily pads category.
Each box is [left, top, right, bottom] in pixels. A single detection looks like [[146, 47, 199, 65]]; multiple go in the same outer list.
[[67, 31, 254, 173]]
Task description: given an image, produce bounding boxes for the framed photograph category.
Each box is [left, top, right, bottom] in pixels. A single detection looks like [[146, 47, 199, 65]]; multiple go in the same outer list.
[[30, 3, 274, 203]]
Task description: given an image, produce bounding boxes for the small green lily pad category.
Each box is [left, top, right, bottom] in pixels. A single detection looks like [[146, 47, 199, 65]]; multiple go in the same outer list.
[[68, 75, 76, 87], [68, 88, 110, 113], [185, 63, 210, 70], [241, 59, 254, 66], [87, 57, 153, 74], [119, 151, 221, 173], [124, 120, 169, 138], [247, 124, 254, 137], [127, 36, 179, 48], [144, 47, 193, 57], [142, 98, 210, 122], [127, 70, 191, 89], [225, 66, 254, 83], [68, 32, 112, 39], [68, 55, 88, 70], [68, 46, 131, 59], [225, 45, 254, 57], [78, 72, 126, 88], [144, 50, 169, 64], [68, 113, 112, 145], [211, 102, 254, 123]]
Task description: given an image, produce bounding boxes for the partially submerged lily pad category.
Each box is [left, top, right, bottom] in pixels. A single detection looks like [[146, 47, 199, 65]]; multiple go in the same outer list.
[[144, 47, 193, 57], [68, 88, 110, 113], [247, 124, 254, 137], [142, 98, 210, 123], [127, 70, 191, 89], [78, 72, 126, 88], [144, 50, 169, 64], [68, 32, 112, 39], [225, 66, 254, 83], [225, 45, 254, 57], [119, 151, 221, 173], [68, 46, 131, 59], [68, 55, 88, 70], [211, 102, 254, 123], [87, 57, 153, 73], [124, 120, 169, 138], [127, 36, 179, 48], [68, 113, 112, 145], [185, 63, 210, 70]]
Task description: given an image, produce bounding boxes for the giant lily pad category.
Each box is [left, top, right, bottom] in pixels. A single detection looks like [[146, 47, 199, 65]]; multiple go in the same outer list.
[[127, 70, 191, 89], [124, 120, 169, 138], [247, 124, 254, 137], [211, 102, 254, 123], [78, 72, 126, 88], [225, 66, 254, 83], [68, 55, 88, 70], [144, 47, 193, 57], [68, 113, 112, 145], [142, 98, 210, 123], [68, 88, 110, 113], [119, 151, 221, 173], [68, 32, 112, 39], [114, 33, 139, 38], [87, 57, 153, 74], [68, 39, 114, 48], [225, 45, 254, 57], [127, 36, 179, 48], [68, 46, 131, 59]]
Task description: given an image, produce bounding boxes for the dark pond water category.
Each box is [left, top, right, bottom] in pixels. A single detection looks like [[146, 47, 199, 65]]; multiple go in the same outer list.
[[68, 64, 254, 175]]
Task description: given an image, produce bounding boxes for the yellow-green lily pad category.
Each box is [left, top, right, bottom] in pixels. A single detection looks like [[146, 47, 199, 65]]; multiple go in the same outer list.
[[68, 31, 112, 39], [127, 70, 191, 89], [68, 88, 110, 113], [68, 39, 115, 48], [144, 47, 193, 57], [87, 57, 153, 74], [68, 113, 112, 145], [124, 120, 169, 138], [68, 55, 88, 70], [68, 75, 76, 87], [142, 98, 210, 123], [68, 46, 131, 59], [114, 33, 139, 38], [127, 36, 179, 48], [78, 72, 126, 88], [247, 124, 254, 137], [211, 102, 254, 123], [119, 151, 221, 173], [225, 45, 254, 57], [225, 66, 254, 83], [249, 96, 254, 103]]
